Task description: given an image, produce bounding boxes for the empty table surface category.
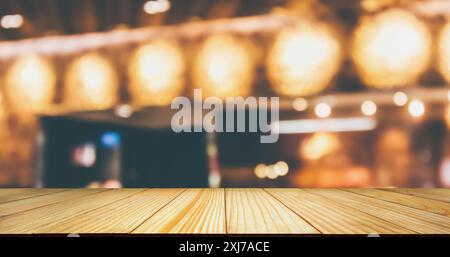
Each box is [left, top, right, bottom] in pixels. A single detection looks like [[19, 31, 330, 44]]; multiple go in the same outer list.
[[0, 188, 449, 234]]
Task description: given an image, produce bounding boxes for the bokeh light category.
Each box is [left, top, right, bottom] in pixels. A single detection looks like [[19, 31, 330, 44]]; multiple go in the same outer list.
[[393, 91, 408, 106], [193, 34, 255, 98], [361, 100, 377, 116], [408, 99, 425, 117], [265, 165, 278, 179], [266, 21, 342, 97], [254, 161, 288, 179], [254, 164, 267, 179], [5, 54, 56, 112], [65, 53, 118, 110], [314, 103, 332, 118], [438, 20, 450, 83], [300, 133, 340, 161], [292, 98, 308, 111], [129, 40, 185, 106], [274, 161, 289, 176], [143, 0, 171, 15], [114, 104, 133, 118], [72, 143, 96, 168], [352, 8, 431, 88], [1, 14, 23, 29]]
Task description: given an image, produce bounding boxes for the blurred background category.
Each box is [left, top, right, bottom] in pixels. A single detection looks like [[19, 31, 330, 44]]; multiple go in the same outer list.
[[1, 0, 450, 188]]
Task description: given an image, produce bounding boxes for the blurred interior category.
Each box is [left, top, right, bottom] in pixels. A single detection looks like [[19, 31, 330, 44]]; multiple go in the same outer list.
[[1, 0, 450, 188]]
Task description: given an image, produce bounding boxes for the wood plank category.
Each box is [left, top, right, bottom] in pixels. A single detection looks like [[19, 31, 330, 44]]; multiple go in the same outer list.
[[35, 189, 184, 233], [0, 189, 66, 204], [307, 189, 450, 234], [266, 188, 412, 234], [346, 189, 450, 217], [384, 188, 450, 203], [0, 189, 105, 218], [0, 189, 144, 234], [0, 189, 35, 201], [133, 189, 226, 234], [0, 188, 448, 235], [225, 188, 319, 234]]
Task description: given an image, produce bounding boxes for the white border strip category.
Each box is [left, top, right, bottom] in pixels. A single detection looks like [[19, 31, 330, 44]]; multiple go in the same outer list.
[[271, 117, 377, 134]]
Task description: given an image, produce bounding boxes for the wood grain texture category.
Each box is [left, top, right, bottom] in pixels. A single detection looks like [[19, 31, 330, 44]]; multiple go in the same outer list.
[[35, 189, 184, 233], [0, 189, 142, 233], [384, 188, 450, 203], [226, 188, 319, 234], [133, 188, 226, 234], [345, 188, 450, 217], [0, 189, 66, 204], [307, 189, 450, 234], [0, 189, 105, 218], [0, 188, 449, 234], [266, 188, 411, 234]]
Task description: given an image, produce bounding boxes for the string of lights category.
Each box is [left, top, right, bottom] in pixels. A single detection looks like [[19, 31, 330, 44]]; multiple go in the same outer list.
[[0, 8, 449, 120], [0, 14, 296, 59]]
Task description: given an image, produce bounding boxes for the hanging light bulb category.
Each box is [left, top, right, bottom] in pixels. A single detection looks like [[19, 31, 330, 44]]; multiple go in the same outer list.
[[266, 21, 342, 97], [192, 34, 255, 98], [65, 53, 118, 110], [5, 54, 56, 113], [129, 40, 185, 106], [352, 8, 431, 88]]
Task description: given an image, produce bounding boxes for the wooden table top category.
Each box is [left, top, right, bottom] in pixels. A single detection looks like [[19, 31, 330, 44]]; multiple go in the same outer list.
[[0, 188, 449, 234]]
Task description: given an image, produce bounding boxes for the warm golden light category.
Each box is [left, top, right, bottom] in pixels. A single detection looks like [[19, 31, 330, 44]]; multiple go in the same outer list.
[[408, 99, 425, 117], [274, 161, 289, 176], [393, 91, 408, 106], [65, 53, 118, 110], [114, 104, 133, 118], [314, 103, 332, 118], [5, 54, 56, 112], [254, 162, 287, 179], [1, 14, 23, 29], [254, 164, 267, 179], [129, 40, 185, 106], [361, 100, 377, 116], [300, 133, 340, 161], [143, 0, 171, 15], [438, 20, 450, 83], [265, 165, 278, 180], [266, 21, 341, 97], [292, 98, 308, 111], [352, 8, 431, 88], [0, 92, 5, 120], [193, 34, 255, 98], [445, 105, 450, 130]]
